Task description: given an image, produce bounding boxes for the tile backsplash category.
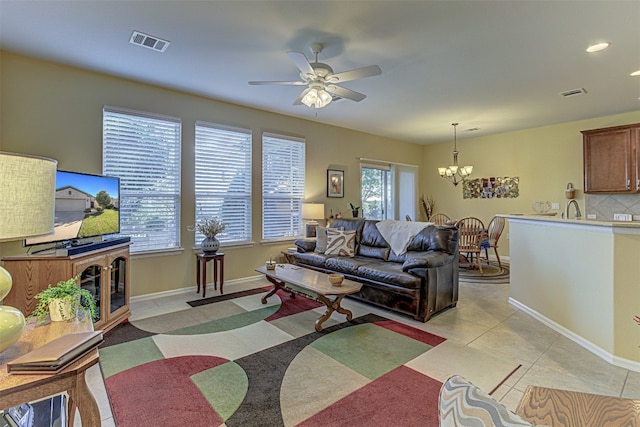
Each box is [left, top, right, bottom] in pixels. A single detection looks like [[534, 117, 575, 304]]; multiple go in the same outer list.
[[585, 194, 640, 220]]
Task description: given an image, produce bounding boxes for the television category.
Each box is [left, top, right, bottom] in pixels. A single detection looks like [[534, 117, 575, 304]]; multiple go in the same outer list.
[[24, 170, 121, 247]]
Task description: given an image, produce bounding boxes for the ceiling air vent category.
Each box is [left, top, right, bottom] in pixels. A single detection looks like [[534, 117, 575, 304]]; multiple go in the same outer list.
[[129, 31, 170, 53], [560, 88, 587, 98]]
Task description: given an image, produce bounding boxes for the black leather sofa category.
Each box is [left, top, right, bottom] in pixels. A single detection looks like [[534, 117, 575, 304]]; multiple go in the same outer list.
[[293, 218, 459, 322]]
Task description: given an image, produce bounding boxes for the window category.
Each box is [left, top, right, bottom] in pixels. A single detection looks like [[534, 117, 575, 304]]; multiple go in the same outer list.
[[361, 161, 418, 220], [262, 133, 305, 240], [195, 122, 252, 245], [361, 164, 392, 220], [103, 106, 181, 253]]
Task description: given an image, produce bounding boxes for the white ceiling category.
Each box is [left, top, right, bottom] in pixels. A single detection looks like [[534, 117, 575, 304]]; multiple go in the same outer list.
[[1, 0, 638, 144]]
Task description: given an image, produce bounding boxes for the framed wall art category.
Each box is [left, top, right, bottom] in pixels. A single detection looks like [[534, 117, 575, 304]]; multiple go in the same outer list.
[[327, 169, 344, 198], [462, 177, 519, 199]]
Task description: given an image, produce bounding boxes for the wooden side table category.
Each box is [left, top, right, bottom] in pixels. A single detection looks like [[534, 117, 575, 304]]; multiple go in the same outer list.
[[516, 385, 640, 426], [281, 250, 297, 264], [0, 318, 101, 426], [195, 252, 225, 297]]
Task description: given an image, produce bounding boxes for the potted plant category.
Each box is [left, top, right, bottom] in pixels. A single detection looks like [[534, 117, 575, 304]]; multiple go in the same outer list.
[[349, 203, 361, 218], [30, 276, 98, 324], [189, 217, 226, 254]]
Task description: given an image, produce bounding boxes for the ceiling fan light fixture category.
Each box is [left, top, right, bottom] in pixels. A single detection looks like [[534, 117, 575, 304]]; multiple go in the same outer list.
[[301, 87, 332, 108]]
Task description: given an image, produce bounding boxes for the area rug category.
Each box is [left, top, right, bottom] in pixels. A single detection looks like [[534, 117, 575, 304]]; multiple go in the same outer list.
[[459, 260, 510, 283], [100, 286, 519, 427]]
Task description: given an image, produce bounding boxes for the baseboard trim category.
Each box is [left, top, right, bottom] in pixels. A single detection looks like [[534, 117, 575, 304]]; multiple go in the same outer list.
[[509, 297, 640, 372], [130, 274, 264, 303]]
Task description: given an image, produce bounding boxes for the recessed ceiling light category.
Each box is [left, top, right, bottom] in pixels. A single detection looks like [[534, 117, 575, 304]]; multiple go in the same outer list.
[[586, 42, 610, 53], [631, 70, 640, 77]]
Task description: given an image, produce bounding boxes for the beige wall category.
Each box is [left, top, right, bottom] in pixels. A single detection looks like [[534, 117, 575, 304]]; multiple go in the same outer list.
[[422, 110, 640, 254], [0, 52, 423, 296], [2, 51, 640, 298]]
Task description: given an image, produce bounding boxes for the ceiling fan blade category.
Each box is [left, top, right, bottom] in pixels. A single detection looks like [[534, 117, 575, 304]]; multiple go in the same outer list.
[[293, 87, 312, 105], [325, 84, 366, 102], [328, 65, 382, 83], [249, 80, 306, 85], [287, 51, 316, 79]]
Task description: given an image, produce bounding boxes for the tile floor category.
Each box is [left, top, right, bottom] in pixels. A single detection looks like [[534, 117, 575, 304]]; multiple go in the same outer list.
[[80, 275, 640, 425]]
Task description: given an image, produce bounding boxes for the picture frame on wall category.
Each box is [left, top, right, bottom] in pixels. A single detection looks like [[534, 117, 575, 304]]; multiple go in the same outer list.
[[327, 169, 344, 198]]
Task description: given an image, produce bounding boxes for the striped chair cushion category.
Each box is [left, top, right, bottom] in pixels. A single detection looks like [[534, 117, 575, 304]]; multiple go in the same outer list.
[[324, 229, 356, 257], [439, 375, 536, 426]]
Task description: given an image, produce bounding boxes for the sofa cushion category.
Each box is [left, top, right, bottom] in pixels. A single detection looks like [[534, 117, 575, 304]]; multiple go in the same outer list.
[[325, 256, 373, 275], [293, 251, 332, 268], [439, 375, 534, 427], [327, 218, 365, 234], [358, 220, 390, 260], [407, 225, 458, 253], [357, 261, 421, 289], [325, 229, 356, 257]]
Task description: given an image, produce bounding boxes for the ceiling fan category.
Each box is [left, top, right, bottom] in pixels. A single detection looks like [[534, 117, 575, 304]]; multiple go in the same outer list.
[[249, 43, 382, 108]]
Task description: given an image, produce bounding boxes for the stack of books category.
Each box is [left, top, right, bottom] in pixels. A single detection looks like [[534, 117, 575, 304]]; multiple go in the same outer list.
[[7, 331, 103, 375]]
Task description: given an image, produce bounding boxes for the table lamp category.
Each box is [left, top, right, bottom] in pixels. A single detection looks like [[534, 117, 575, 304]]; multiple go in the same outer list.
[[0, 152, 57, 352], [302, 202, 325, 238]]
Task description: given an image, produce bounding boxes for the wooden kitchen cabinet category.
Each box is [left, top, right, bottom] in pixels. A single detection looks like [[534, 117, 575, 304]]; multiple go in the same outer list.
[[1, 243, 130, 332], [583, 123, 640, 193]]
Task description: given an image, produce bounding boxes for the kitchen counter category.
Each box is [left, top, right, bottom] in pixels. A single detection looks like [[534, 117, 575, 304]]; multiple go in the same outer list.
[[499, 214, 640, 230], [502, 214, 640, 368]]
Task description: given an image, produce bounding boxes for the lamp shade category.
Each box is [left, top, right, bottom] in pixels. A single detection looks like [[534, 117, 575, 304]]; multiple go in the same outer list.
[[0, 152, 57, 242], [302, 203, 325, 220]]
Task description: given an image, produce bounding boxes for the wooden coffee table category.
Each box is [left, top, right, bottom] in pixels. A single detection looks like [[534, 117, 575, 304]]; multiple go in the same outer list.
[[256, 264, 362, 332]]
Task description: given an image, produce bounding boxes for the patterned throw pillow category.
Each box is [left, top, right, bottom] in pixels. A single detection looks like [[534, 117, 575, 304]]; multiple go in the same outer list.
[[439, 375, 534, 427], [324, 229, 356, 257]]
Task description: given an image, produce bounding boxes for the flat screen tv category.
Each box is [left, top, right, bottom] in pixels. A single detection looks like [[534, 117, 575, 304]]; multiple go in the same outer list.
[[24, 170, 121, 247]]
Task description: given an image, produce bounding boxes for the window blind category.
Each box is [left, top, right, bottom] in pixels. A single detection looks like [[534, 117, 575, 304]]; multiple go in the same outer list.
[[195, 121, 252, 245], [103, 106, 182, 253], [262, 133, 305, 240]]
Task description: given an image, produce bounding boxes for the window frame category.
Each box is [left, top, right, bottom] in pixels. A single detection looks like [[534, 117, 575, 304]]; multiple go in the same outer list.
[[261, 132, 306, 242], [194, 121, 253, 247], [103, 105, 182, 254]]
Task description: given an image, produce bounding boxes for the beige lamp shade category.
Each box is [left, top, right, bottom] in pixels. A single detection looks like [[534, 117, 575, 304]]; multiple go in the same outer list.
[[0, 152, 57, 241], [301, 203, 325, 220], [0, 151, 57, 352]]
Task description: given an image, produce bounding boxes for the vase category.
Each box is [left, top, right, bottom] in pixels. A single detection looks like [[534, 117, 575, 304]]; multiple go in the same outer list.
[[201, 236, 220, 254], [352, 210, 359, 218], [49, 298, 76, 322]]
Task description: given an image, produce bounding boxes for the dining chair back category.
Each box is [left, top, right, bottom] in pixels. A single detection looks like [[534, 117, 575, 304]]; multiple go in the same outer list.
[[457, 216, 485, 274], [484, 216, 506, 269], [430, 213, 451, 225]]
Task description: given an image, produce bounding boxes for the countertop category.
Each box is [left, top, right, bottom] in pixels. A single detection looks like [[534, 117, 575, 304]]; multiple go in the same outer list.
[[498, 214, 640, 229]]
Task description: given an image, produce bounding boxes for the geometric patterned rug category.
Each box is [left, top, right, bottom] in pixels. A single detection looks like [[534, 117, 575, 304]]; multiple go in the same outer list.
[[99, 287, 519, 426]]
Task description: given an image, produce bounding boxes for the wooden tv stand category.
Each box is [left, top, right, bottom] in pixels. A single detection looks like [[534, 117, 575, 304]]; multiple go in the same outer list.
[[2, 242, 131, 332]]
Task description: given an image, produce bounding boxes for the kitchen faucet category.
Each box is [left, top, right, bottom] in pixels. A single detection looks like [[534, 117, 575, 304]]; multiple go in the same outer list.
[[564, 199, 581, 219]]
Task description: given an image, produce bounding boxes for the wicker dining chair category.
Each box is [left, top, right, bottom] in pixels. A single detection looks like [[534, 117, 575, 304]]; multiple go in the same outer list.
[[484, 216, 506, 269], [456, 216, 485, 274], [430, 213, 451, 226]]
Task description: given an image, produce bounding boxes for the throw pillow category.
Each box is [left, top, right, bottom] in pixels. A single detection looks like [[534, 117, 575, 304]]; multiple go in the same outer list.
[[439, 375, 534, 427], [314, 226, 329, 253], [325, 229, 356, 257]]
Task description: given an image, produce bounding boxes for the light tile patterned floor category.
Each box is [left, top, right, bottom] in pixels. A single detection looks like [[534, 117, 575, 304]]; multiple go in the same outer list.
[[81, 275, 640, 425]]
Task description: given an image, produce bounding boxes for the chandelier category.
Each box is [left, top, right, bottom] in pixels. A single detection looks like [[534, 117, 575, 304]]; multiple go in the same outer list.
[[437, 123, 473, 186]]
